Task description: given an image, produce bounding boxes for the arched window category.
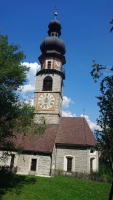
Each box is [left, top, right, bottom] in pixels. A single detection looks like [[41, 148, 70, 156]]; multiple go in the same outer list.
[[43, 76, 52, 91], [90, 157, 96, 172]]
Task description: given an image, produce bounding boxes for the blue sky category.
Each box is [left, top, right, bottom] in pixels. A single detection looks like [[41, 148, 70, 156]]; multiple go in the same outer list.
[[1, 0, 113, 130]]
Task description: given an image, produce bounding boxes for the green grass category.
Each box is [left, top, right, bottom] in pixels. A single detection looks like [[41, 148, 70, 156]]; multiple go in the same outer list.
[[0, 174, 111, 200]]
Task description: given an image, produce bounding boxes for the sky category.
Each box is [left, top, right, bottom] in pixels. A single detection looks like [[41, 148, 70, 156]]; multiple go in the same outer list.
[[1, 0, 113, 131]]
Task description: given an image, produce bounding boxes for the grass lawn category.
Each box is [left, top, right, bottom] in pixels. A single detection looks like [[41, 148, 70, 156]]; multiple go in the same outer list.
[[0, 174, 111, 200]]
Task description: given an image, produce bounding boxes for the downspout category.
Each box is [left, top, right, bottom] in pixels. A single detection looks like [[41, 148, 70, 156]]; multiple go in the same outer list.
[[50, 153, 52, 176]]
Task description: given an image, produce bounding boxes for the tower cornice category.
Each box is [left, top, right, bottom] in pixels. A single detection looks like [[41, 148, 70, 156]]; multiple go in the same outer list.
[[36, 68, 65, 80]]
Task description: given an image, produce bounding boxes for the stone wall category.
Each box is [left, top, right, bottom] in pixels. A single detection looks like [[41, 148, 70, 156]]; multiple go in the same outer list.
[[34, 113, 60, 124], [55, 146, 98, 173], [37, 155, 51, 176], [34, 72, 63, 124], [35, 73, 62, 93], [17, 153, 51, 176]]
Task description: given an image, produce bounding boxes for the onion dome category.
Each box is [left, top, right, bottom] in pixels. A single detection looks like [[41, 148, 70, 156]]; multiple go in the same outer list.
[[48, 20, 61, 36], [40, 36, 66, 55], [40, 17, 66, 56]]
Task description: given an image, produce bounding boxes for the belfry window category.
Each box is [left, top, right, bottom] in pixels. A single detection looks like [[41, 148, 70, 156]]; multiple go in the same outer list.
[[43, 76, 52, 91], [51, 32, 58, 37], [47, 61, 51, 69]]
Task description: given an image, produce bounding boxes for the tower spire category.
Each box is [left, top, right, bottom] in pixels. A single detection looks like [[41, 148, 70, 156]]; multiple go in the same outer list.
[[54, 6, 58, 20]]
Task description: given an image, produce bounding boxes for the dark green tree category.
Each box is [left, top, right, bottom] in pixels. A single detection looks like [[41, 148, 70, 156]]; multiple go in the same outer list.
[[110, 19, 113, 32], [91, 61, 113, 200], [0, 35, 45, 154]]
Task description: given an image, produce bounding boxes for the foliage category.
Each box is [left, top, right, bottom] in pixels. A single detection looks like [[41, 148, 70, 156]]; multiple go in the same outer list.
[[91, 160, 113, 183], [0, 174, 111, 200], [90, 60, 113, 168], [0, 35, 45, 152], [110, 19, 113, 33]]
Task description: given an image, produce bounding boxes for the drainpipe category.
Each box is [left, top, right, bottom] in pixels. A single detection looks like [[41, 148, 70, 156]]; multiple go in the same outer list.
[[50, 154, 52, 176]]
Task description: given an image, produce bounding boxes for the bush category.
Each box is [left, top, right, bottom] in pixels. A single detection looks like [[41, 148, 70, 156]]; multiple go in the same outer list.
[[0, 166, 17, 174], [91, 162, 113, 183]]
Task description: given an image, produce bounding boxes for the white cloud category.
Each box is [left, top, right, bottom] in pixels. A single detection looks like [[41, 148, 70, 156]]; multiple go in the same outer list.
[[20, 62, 40, 99], [62, 110, 76, 117], [24, 98, 34, 106], [80, 114, 101, 131], [62, 96, 74, 108], [21, 62, 40, 85], [21, 84, 35, 93]]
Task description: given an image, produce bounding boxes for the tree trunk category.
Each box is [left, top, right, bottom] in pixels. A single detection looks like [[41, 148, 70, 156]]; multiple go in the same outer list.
[[109, 182, 113, 200], [108, 161, 113, 200]]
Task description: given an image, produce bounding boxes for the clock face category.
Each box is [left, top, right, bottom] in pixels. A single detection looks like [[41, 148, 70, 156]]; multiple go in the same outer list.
[[38, 93, 55, 110]]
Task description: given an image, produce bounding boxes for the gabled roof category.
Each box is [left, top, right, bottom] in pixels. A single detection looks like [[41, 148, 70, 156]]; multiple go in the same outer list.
[[1, 117, 97, 153], [8, 125, 58, 153], [55, 117, 97, 146]]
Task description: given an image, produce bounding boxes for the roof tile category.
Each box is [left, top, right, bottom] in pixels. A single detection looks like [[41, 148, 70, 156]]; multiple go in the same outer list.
[[1, 117, 97, 153]]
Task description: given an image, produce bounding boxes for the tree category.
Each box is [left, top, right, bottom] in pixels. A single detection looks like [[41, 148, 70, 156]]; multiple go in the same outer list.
[[110, 19, 113, 33], [0, 35, 45, 155], [91, 60, 113, 200]]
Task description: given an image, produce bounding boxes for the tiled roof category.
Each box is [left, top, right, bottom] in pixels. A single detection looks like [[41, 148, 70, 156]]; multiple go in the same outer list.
[[1, 117, 97, 153], [55, 117, 97, 146], [10, 125, 58, 153]]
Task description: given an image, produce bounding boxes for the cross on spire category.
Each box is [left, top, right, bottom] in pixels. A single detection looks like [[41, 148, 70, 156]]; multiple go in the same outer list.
[[54, 6, 58, 20]]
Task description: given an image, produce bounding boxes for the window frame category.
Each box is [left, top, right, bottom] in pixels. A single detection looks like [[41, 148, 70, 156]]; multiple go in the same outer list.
[[64, 155, 75, 172]]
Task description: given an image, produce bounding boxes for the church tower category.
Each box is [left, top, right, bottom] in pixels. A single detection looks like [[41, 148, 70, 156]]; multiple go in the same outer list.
[[34, 13, 66, 124]]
